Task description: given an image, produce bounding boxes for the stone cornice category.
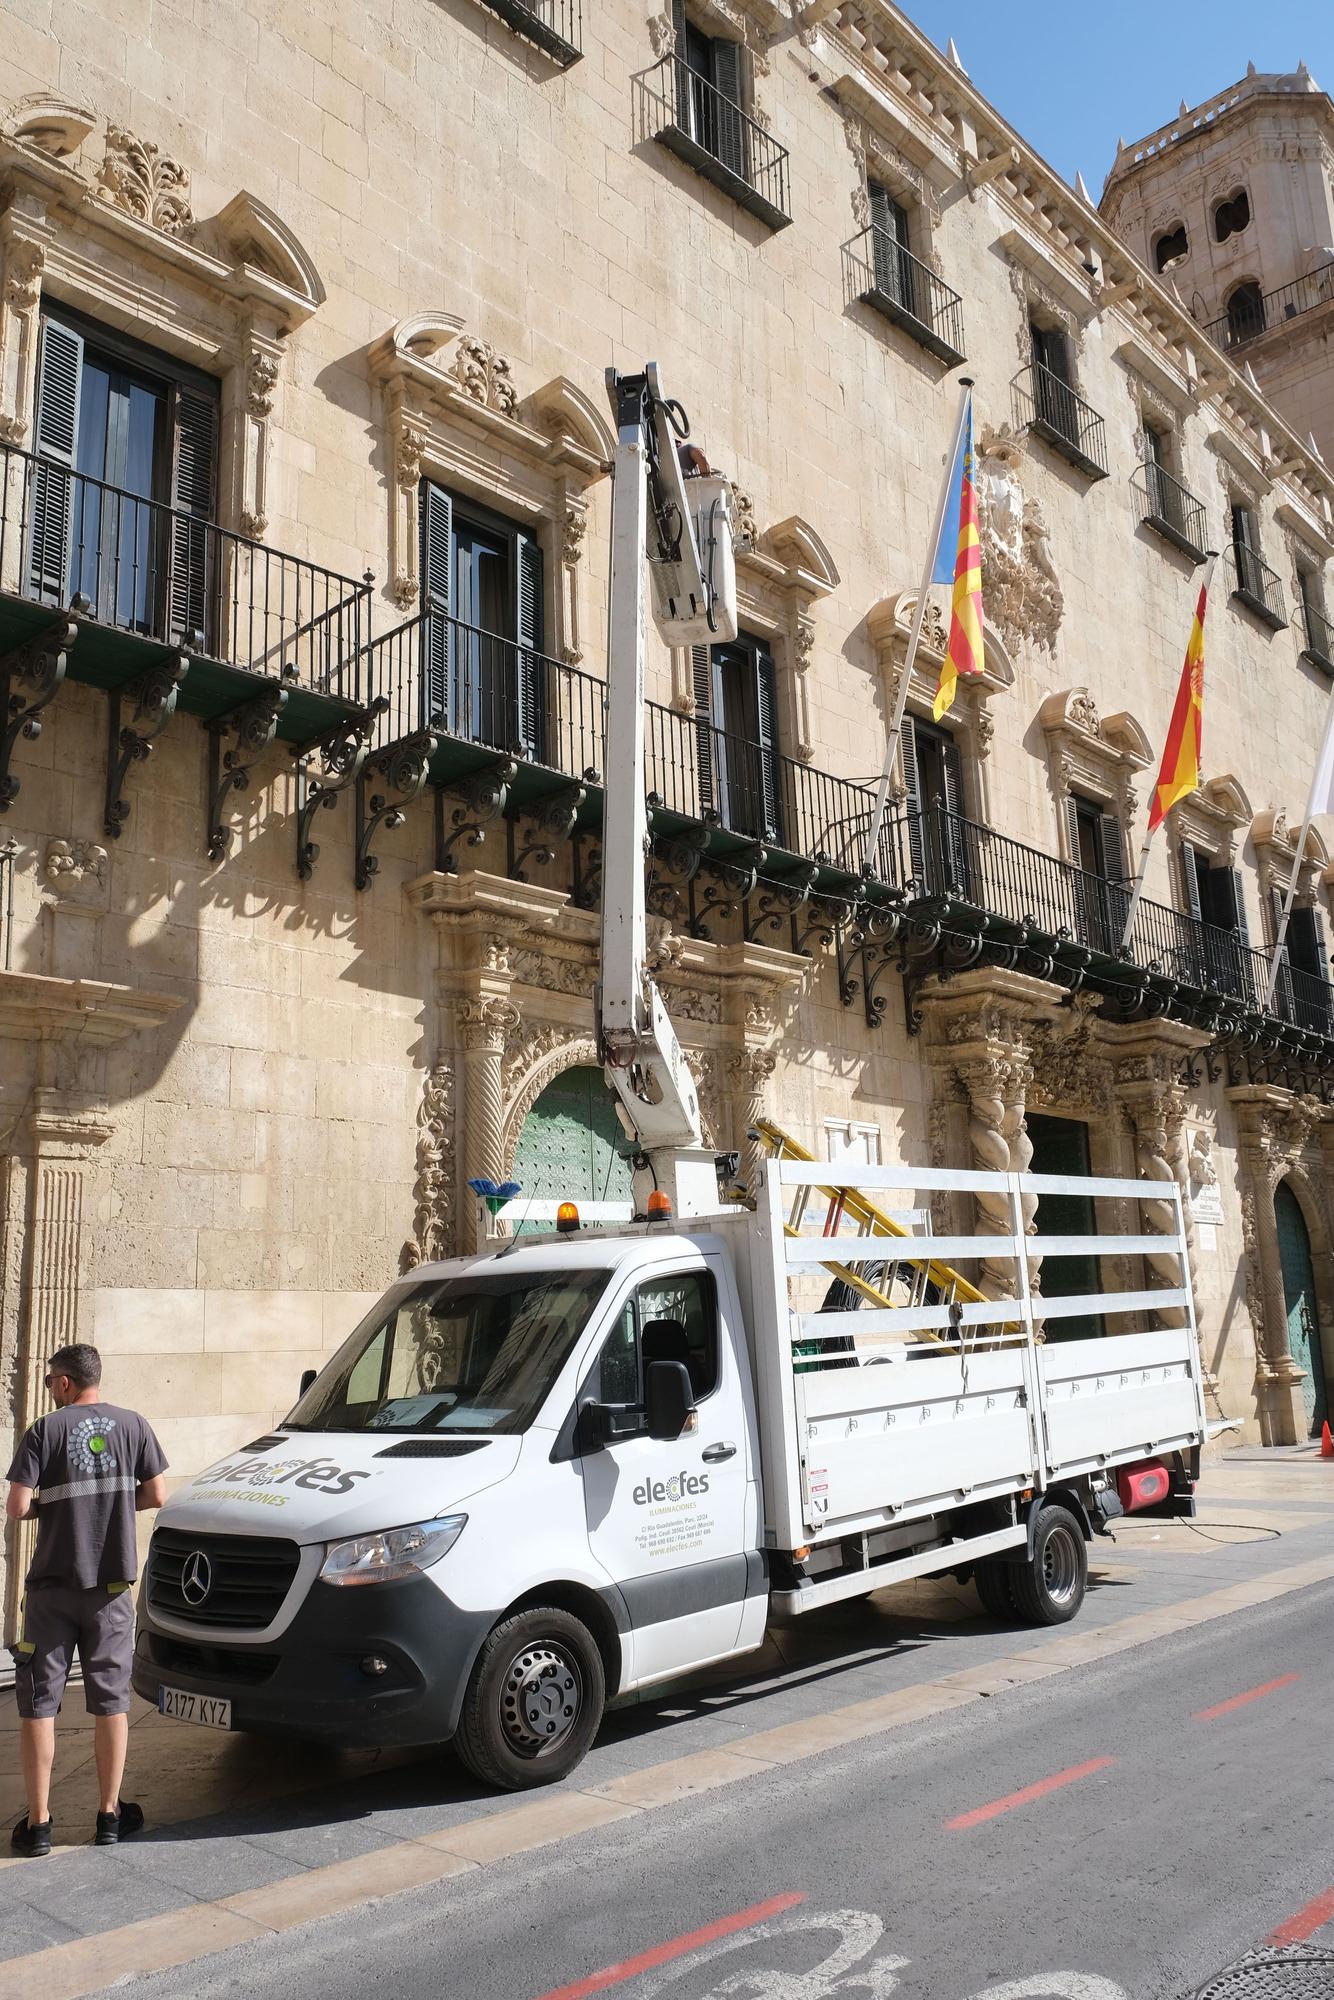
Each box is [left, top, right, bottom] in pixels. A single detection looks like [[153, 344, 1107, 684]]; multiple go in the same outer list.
[[0, 970, 182, 1044]]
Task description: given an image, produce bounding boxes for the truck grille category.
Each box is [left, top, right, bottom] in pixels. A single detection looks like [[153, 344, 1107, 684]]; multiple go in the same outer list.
[[147, 1527, 301, 1630]]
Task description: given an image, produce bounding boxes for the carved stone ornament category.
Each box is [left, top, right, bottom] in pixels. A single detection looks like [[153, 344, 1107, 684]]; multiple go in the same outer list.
[[5, 241, 43, 313], [648, 10, 675, 55], [975, 426, 1064, 655], [449, 335, 518, 418], [95, 125, 193, 236], [42, 838, 110, 909], [246, 349, 280, 418], [402, 1061, 456, 1269], [730, 485, 758, 552]]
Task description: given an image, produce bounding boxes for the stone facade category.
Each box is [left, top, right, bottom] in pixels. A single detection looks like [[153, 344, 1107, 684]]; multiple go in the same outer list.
[[2, 1, 1334, 1626]]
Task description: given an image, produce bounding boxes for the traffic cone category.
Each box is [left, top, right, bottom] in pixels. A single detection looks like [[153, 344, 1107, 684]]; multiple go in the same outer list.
[[1322, 1420, 1333, 1460]]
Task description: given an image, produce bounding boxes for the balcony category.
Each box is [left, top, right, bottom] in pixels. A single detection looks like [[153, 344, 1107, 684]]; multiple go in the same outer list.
[[0, 439, 372, 748], [1015, 364, 1109, 480], [1202, 260, 1334, 356], [884, 802, 1334, 1047], [476, 0, 581, 65], [1132, 462, 1209, 564], [1301, 597, 1334, 673], [846, 228, 965, 365], [355, 604, 886, 891], [1230, 541, 1287, 630], [639, 56, 791, 232]]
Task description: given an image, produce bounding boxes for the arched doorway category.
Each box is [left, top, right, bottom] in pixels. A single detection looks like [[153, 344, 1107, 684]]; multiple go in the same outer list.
[[1274, 1180, 1328, 1437], [511, 1065, 633, 1212]]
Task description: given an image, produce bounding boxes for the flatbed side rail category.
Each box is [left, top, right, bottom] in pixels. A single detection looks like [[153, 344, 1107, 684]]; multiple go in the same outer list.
[[749, 1156, 1205, 1551]]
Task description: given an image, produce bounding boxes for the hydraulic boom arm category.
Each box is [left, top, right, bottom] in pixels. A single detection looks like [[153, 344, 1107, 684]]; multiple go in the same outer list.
[[598, 366, 737, 1210]]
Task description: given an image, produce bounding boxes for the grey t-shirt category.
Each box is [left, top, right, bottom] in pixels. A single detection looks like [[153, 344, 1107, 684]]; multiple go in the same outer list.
[[7, 1403, 168, 1590]]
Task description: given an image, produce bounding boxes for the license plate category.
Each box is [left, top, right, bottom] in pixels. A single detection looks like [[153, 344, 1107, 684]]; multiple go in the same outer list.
[[157, 1685, 232, 1729]]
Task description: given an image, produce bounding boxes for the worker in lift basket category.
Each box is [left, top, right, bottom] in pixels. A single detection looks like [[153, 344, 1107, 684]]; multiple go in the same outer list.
[[5, 1342, 168, 1857]]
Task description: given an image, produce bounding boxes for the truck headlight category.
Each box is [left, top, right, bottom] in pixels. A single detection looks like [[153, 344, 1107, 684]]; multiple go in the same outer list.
[[319, 1515, 467, 1587]]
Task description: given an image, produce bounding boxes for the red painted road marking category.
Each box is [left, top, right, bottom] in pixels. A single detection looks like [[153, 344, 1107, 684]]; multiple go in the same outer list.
[[529, 1891, 806, 2000], [1269, 1883, 1334, 1947], [946, 1757, 1115, 1832], [1194, 1673, 1300, 1722]]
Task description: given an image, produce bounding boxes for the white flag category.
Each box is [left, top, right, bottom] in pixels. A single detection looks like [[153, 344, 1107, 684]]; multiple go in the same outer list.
[[1309, 696, 1334, 819]]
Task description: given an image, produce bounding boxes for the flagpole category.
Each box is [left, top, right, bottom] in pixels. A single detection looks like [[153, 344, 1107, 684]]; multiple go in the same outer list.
[[860, 375, 973, 881], [1265, 685, 1334, 1009], [1119, 549, 1219, 955]]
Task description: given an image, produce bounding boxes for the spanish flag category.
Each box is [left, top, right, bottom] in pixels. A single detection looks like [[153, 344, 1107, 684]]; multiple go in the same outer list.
[[931, 394, 985, 721], [1147, 572, 1211, 832]]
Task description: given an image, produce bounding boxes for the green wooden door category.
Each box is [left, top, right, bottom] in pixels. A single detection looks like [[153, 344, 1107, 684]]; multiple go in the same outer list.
[[1026, 1114, 1104, 1342], [511, 1066, 634, 1209], [1275, 1181, 1327, 1437]]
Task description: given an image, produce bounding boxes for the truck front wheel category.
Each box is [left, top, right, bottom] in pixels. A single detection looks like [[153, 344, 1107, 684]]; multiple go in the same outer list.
[[1011, 1505, 1087, 1626], [456, 1606, 605, 1791]]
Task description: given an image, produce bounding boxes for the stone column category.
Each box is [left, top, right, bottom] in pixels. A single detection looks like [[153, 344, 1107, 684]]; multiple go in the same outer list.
[[955, 1055, 1022, 1296], [457, 996, 522, 1252], [1231, 1086, 1315, 1446], [1115, 1082, 1190, 1332], [725, 1045, 777, 1194]]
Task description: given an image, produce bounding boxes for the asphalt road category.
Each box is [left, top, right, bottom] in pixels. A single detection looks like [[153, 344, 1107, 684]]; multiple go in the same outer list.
[[114, 1577, 1334, 2000]]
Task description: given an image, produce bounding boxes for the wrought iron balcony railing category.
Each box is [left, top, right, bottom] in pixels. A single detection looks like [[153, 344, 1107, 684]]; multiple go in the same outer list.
[[639, 56, 791, 231], [1132, 461, 1209, 563], [847, 227, 966, 365], [1014, 363, 1109, 480], [1301, 597, 1334, 673], [478, 0, 581, 65], [355, 604, 890, 876], [0, 440, 371, 689], [1230, 540, 1287, 630], [895, 802, 1334, 1037], [1202, 260, 1334, 354]]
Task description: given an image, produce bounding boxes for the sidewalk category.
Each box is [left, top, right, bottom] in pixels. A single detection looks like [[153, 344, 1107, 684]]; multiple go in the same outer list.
[[2, 1447, 1332, 1990]]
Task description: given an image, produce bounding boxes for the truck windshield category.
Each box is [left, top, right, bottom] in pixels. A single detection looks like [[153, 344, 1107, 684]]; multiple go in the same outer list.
[[284, 1267, 612, 1436]]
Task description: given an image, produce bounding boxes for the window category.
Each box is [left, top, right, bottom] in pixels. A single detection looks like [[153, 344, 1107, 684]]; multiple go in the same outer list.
[[1214, 188, 1251, 243], [418, 482, 545, 755], [1297, 565, 1332, 667], [1225, 280, 1265, 345], [672, 0, 747, 178], [900, 714, 967, 895], [869, 183, 917, 316], [1270, 891, 1333, 1030], [691, 631, 782, 842], [1069, 793, 1123, 883], [1153, 223, 1189, 273], [595, 1271, 720, 1411], [1065, 793, 1127, 953], [30, 310, 218, 647], [1180, 842, 1250, 996]]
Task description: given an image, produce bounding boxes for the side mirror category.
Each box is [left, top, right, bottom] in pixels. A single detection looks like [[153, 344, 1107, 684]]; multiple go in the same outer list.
[[298, 1368, 317, 1397], [576, 1400, 616, 1455], [644, 1358, 695, 1441]]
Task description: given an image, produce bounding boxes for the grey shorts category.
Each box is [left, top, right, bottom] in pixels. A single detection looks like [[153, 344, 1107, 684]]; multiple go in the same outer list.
[[15, 1583, 135, 1719]]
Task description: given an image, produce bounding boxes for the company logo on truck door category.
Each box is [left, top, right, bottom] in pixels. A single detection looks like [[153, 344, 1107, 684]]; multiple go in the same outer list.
[[633, 1470, 710, 1505], [203, 1454, 376, 1497]]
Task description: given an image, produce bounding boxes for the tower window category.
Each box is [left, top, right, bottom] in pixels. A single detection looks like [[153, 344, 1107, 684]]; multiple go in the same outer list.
[[1214, 188, 1251, 243], [1154, 223, 1189, 272]]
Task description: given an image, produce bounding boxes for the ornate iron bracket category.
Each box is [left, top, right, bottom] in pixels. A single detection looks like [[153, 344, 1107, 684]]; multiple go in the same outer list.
[[1, 616, 77, 812], [104, 654, 190, 838], [205, 684, 288, 862], [688, 846, 766, 941], [794, 892, 855, 959], [435, 758, 517, 873], [571, 828, 603, 911], [295, 697, 387, 880], [508, 781, 586, 882], [355, 729, 441, 890], [744, 864, 816, 945]]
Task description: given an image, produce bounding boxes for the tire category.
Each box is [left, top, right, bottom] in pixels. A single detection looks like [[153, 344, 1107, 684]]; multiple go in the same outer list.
[[1010, 1504, 1088, 1626], [455, 1606, 606, 1792], [973, 1557, 1018, 1620]]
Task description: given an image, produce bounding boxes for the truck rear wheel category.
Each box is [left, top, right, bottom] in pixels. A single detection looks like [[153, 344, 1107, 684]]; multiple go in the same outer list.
[[974, 1557, 1018, 1620], [455, 1606, 605, 1791], [1011, 1505, 1087, 1626]]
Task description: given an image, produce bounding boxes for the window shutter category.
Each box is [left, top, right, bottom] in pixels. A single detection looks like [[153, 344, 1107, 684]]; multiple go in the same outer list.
[[868, 184, 910, 301], [692, 643, 718, 816], [710, 39, 747, 178], [938, 730, 968, 895], [1312, 906, 1331, 986], [900, 716, 926, 889], [754, 643, 782, 843], [1224, 869, 1250, 943], [513, 529, 545, 761], [29, 317, 83, 603], [1179, 843, 1203, 921], [419, 481, 453, 728], [1096, 810, 1125, 883], [168, 384, 218, 650]]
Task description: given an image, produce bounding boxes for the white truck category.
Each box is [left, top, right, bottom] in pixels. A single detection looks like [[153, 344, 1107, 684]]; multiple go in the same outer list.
[[132, 368, 1208, 1788]]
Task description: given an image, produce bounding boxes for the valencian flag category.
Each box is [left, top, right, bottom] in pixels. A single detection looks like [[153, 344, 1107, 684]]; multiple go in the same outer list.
[[930, 392, 984, 721], [1147, 574, 1210, 832]]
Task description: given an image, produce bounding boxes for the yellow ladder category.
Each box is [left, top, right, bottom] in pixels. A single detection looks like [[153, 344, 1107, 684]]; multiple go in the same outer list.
[[751, 1116, 989, 1319]]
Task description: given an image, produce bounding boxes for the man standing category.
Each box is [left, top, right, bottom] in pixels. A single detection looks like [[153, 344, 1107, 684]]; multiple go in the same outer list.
[[6, 1343, 168, 1857]]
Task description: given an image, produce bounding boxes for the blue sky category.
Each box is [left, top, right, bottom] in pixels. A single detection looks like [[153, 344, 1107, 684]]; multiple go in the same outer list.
[[897, 3, 1334, 195]]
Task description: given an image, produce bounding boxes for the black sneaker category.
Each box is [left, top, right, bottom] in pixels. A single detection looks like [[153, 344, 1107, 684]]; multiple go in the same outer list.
[[95, 1800, 144, 1846], [11, 1816, 52, 1858]]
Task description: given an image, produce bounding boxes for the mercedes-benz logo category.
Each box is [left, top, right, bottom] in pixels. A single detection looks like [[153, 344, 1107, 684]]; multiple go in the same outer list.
[[180, 1550, 213, 1607]]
